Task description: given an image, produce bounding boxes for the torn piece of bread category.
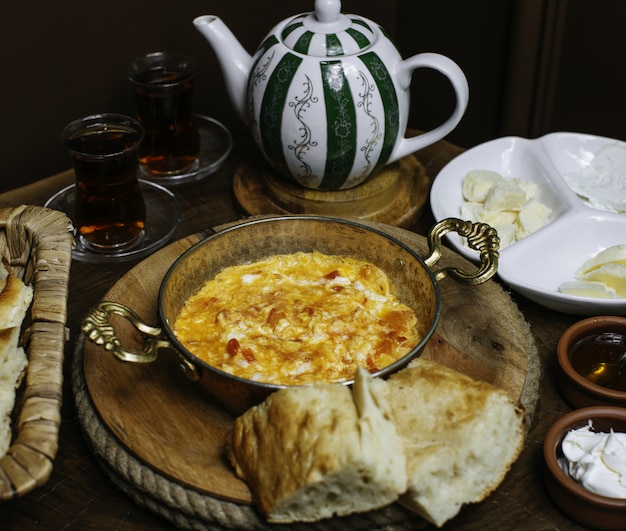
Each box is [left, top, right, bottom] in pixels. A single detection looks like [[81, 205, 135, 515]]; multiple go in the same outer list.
[[0, 328, 27, 455], [0, 258, 32, 456], [386, 358, 525, 528], [0, 258, 33, 329], [227, 367, 407, 523]]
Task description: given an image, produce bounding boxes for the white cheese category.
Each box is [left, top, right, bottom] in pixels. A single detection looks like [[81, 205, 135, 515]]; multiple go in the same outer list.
[[460, 203, 517, 227], [511, 178, 538, 200], [491, 224, 517, 250], [564, 144, 626, 213], [242, 273, 260, 284]]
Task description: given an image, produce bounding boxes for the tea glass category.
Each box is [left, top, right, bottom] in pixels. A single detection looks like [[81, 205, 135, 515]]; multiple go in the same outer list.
[[62, 113, 146, 251], [128, 51, 200, 177]]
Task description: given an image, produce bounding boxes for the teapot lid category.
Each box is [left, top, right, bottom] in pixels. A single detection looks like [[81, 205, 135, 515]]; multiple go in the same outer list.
[[280, 0, 377, 57]]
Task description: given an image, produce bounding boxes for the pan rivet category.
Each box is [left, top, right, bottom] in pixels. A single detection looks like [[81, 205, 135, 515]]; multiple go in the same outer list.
[[179, 358, 201, 381]]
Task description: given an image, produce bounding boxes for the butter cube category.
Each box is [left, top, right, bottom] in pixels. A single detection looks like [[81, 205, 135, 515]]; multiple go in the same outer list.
[[461, 203, 517, 227], [462, 170, 504, 202], [484, 181, 528, 211], [512, 178, 538, 200], [516, 199, 551, 239], [460, 169, 552, 250], [460, 202, 481, 221], [492, 224, 517, 249]]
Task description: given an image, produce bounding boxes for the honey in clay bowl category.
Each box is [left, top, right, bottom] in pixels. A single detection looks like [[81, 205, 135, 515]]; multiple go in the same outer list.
[[556, 316, 626, 409]]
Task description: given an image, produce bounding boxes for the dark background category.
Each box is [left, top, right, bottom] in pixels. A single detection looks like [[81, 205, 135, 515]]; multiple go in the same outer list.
[[1, 0, 624, 193]]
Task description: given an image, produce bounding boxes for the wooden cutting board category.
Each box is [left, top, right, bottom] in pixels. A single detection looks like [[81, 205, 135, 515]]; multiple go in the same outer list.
[[82, 221, 539, 505]]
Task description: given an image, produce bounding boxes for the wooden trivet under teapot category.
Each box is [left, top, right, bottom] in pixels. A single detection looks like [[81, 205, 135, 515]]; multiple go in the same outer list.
[[233, 154, 430, 228]]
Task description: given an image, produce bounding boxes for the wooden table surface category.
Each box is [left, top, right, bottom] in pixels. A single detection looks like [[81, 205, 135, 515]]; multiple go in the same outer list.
[[0, 134, 587, 530]]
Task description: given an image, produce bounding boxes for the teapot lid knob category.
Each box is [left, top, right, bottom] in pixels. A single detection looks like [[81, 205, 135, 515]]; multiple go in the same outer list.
[[289, 0, 375, 56], [304, 0, 349, 34], [315, 0, 341, 23]]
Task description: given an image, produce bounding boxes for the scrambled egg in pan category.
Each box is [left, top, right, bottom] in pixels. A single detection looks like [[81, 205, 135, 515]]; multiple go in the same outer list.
[[174, 251, 420, 385]]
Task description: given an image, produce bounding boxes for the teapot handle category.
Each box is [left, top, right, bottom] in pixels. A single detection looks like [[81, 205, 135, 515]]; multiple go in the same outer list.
[[391, 52, 469, 161]]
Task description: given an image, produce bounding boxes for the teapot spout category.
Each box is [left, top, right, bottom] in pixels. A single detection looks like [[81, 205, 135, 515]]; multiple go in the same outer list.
[[193, 15, 252, 123]]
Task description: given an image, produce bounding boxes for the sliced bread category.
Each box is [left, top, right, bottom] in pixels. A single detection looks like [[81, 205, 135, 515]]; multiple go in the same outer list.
[[227, 357, 525, 526], [227, 367, 407, 523], [386, 357, 525, 527]]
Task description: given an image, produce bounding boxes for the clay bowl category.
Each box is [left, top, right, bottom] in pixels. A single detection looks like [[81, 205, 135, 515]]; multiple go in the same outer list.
[[556, 316, 626, 409], [83, 215, 498, 414], [543, 406, 626, 530]]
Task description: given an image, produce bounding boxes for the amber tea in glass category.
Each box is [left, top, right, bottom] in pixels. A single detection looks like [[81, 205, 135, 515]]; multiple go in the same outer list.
[[128, 51, 200, 176], [63, 114, 146, 251]]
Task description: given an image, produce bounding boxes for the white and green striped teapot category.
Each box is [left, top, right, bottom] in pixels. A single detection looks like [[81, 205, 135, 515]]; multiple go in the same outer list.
[[194, 0, 468, 190]]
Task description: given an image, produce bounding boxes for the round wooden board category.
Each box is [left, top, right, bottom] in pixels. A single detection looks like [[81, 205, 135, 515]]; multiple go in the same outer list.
[[81, 220, 540, 506], [233, 154, 430, 228]]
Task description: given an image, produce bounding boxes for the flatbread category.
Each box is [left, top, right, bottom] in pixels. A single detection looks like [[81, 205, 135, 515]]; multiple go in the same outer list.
[[0, 258, 32, 455]]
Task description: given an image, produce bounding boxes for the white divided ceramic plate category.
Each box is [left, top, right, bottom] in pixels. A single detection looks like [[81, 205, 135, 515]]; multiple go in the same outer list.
[[430, 132, 626, 315]]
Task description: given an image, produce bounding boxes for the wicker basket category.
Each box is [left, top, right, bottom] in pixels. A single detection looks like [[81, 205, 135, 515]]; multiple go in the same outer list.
[[0, 205, 74, 500]]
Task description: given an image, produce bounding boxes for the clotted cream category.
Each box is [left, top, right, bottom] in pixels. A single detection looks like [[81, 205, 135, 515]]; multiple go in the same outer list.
[[559, 421, 626, 498]]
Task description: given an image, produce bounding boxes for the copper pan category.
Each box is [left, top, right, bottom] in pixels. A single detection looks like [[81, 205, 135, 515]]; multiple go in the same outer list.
[[82, 215, 498, 414]]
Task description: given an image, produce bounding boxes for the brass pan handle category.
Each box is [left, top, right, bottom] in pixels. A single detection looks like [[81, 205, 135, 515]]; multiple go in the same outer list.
[[82, 301, 169, 363], [423, 218, 499, 285], [82, 301, 200, 380]]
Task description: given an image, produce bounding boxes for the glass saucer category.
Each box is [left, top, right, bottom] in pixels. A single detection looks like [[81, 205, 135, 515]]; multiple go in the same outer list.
[[138, 114, 233, 187], [44, 179, 181, 263]]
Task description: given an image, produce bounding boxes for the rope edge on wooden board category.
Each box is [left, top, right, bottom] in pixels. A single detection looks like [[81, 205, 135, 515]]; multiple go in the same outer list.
[[71, 217, 542, 529], [72, 294, 540, 528], [73, 327, 539, 531]]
